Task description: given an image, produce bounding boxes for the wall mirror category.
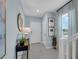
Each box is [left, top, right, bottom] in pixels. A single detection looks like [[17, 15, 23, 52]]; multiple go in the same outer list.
[[17, 13, 24, 32], [0, 0, 6, 58]]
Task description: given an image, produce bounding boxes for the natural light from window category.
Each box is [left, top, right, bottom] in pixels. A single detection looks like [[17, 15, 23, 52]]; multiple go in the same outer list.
[[62, 13, 68, 38]]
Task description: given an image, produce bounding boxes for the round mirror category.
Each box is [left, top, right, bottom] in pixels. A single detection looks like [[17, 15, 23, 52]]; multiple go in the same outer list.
[[17, 13, 24, 32]]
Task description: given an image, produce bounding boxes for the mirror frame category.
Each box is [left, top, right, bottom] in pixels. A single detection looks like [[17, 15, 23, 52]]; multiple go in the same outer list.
[[17, 13, 23, 32]]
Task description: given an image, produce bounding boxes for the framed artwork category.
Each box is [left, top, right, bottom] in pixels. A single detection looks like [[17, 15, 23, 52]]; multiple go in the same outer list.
[[0, 0, 6, 58], [48, 17, 54, 28], [17, 13, 24, 32], [48, 28, 54, 36], [48, 17, 54, 36]]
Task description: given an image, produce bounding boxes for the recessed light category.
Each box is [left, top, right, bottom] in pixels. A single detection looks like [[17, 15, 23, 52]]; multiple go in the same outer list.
[[36, 9, 39, 13]]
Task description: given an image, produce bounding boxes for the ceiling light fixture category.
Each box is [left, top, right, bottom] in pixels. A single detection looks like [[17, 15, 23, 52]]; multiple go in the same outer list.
[[36, 9, 39, 13]]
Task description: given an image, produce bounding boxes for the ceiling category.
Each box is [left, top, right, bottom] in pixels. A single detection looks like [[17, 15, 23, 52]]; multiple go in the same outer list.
[[20, 0, 70, 17]]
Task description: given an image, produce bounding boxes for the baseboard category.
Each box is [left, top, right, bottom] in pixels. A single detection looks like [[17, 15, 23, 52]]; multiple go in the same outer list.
[[45, 46, 53, 49]]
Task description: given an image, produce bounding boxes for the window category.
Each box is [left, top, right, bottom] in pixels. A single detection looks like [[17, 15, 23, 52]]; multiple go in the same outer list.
[[62, 13, 68, 38]]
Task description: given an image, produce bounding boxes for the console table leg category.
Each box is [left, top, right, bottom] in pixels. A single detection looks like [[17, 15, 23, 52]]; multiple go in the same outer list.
[[16, 52, 17, 59], [27, 50, 28, 59]]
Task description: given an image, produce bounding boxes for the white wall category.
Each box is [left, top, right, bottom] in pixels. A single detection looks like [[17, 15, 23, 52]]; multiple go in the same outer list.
[[42, 14, 48, 47], [3, 0, 24, 59], [42, 12, 57, 48]]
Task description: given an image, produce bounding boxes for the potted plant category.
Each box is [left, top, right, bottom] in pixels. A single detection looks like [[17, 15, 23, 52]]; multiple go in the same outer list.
[[52, 35, 57, 49], [20, 37, 26, 46]]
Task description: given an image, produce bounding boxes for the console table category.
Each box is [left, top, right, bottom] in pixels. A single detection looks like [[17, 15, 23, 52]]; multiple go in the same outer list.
[[16, 45, 29, 59]]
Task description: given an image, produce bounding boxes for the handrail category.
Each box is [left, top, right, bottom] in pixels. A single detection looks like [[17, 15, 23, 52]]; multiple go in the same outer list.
[[66, 33, 78, 44], [59, 33, 78, 59]]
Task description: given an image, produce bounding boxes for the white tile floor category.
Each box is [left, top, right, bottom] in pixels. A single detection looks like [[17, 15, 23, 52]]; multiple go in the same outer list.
[[18, 43, 58, 59]]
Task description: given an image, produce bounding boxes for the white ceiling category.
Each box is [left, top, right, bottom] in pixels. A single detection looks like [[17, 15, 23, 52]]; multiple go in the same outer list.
[[20, 0, 70, 17]]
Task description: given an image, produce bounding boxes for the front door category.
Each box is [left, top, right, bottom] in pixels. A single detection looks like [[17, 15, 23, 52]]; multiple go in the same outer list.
[[30, 20, 41, 43]]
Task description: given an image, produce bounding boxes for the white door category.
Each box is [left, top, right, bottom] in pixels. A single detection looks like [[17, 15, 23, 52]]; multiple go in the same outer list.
[[30, 20, 41, 43]]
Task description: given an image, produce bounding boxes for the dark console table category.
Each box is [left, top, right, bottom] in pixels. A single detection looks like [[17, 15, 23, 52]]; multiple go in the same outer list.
[[16, 45, 29, 59]]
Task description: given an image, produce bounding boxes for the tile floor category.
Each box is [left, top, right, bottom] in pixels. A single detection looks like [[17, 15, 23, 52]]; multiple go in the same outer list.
[[18, 43, 58, 59]]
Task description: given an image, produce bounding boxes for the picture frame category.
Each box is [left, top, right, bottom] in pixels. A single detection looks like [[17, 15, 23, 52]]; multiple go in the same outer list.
[[48, 17, 55, 36], [48, 17, 54, 28], [0, 0, 6, 58]]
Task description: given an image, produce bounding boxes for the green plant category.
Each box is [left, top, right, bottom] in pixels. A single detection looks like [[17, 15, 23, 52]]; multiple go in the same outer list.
[[52, 35, 57, 49], [52, 36, 56, 41], [20, 37, 26, 46]]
